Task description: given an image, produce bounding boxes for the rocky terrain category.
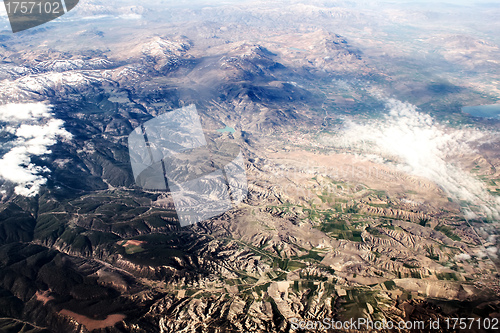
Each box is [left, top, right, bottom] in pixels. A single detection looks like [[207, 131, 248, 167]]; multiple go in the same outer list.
[[0, 1, 499, 332]]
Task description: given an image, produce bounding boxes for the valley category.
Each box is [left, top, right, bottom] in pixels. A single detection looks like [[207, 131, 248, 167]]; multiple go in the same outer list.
[[0, 1, 499, 332]]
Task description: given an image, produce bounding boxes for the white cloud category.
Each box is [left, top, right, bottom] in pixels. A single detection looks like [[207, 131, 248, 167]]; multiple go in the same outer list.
[[338, 98, 500, 220], [486, 246, 499, 259], [475, 247, 498, 259], [454, 253, 471, 261], [0, 103, 72, 196], [0, 103, 51, 121]]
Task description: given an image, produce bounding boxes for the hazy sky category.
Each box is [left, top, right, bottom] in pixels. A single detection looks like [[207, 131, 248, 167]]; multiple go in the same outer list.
[[0, 0, 496, 32]]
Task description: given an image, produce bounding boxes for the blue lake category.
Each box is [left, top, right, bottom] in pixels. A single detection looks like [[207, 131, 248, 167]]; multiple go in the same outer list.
[[217, 126, 236, 134], [462, 104, 500, 119]]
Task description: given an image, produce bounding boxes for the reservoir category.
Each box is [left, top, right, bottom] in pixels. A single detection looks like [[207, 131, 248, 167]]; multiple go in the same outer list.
[[217, 125, 236, 134], [462, 104, 500, 119]]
